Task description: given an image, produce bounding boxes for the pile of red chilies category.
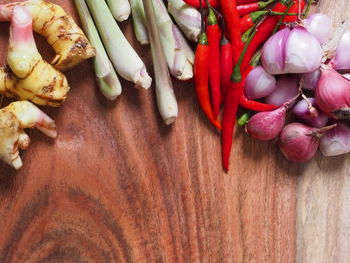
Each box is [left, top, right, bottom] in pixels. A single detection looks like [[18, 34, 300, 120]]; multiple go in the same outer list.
[[185, 0, 304, 171]]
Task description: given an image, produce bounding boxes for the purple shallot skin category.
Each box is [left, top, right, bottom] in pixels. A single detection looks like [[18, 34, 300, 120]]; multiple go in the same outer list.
[[293, 97, 328, 128]]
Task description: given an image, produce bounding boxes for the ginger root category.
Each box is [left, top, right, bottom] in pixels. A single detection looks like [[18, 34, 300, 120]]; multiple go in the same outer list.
[[0, 5, 70, 107], [0, 101, 57, 169], [0, 0, 95, 71]]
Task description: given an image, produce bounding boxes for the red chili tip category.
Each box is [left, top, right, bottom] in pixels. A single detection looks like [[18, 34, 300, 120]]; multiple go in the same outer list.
[[223, 160, 230, 171], [214, 121, 222, 130]]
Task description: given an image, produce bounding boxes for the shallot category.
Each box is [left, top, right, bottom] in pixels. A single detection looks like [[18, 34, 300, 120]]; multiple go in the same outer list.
[[245, 66, 276, 99], [265, 76, 299, 107], [303, 13, 333, 45], [279, 123, 336, 162], [315, 66, 350, 119], [262, 27, 322, 75], [245, 97, 297, 141], [320, 123, 350, 156], [333, 30, 350, 70], [301, 69, 320, 91], [292, 97, 328, 128]]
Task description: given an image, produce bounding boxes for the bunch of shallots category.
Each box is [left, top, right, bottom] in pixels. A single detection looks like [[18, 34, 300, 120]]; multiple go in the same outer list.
[[244, 13, 350, 162]]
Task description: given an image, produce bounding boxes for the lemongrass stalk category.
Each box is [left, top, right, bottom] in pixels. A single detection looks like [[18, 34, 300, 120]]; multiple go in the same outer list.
[[142, 0, 178, 125], [152, 0, 194, 80], [106, 0, 131, 22], [74, 0, 121, 100], [86, 0, 152, 89], [167, 0, 201, 42], [129, 0, 149, 45]]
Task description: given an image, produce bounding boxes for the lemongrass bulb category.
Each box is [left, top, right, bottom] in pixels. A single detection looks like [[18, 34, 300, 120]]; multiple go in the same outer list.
[[292, 97, 328, 128], [316, 66, 350, 119], [319, 123, 350, 156], [303, 13, 333, 44], [301, 69, 320, 91], [333, 30, 350, 70], [261, 27, 290, 75], [168, 0, 201, 42], [284, 27, 322, 74], [265, 76, 298, 107], [106, 0, 131, 22], [245, 66, 276, 99]]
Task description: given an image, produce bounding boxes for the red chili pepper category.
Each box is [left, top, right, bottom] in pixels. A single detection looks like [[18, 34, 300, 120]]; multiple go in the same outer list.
[[238, 0, 277, 17], [239, 66, 278, 111], [220, 0, 244, 171], [220, 0, 243, 64], [221, 81, 242, 170], [281, 0, 305, 26], [220, 35, 233, 103], [221, 0, 289, 170], [183, 0, 258, 8], [240, 10, 266, 33], [237, 0, 259, 4], [240, 0, 291, 72], [183, 0, 219, 8], [194, 32, 222, 130], [207, 8, 221, 118]]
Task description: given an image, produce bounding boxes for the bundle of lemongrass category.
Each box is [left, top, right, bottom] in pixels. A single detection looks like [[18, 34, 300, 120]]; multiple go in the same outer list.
[[73, 0, 200, 125]]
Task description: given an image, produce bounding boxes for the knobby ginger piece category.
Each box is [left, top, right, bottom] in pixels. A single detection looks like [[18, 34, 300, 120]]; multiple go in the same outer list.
[[0, 0, 95, 71], [0, 5, 70, 107], [0, 101, 57, 169]]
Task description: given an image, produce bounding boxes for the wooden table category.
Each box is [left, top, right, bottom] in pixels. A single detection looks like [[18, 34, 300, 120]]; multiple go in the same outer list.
[[0, 0, 348, 262]]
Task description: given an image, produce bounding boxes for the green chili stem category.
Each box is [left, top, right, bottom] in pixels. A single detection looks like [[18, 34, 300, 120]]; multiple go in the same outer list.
[[238, 112, 251, 126], [272, 1, 294, 34], [303, 0, 314, 18], [232, 17, 262, 82]]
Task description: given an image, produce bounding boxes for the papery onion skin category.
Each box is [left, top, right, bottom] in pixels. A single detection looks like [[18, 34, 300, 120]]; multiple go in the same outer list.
[[284, 27, 322, 74], [292, 97, 329, 128], [343, 73, 350, 81], [320, 123, 350, 156], [333, 31, 350, 70], [245, 105, 287, 141], [315, 67, 350, 119], [265, 76, 299, 107], [261, 28, 290, 75], [245, 66, 276, 99], [279, 123, 319, 162], [301, 69, 320, 91], [303, 13, 333, 45]]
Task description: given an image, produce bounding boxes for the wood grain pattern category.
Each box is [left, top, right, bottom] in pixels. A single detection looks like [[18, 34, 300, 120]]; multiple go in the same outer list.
[[296, 2, 350, 262], [0, 0, 299, 262]]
